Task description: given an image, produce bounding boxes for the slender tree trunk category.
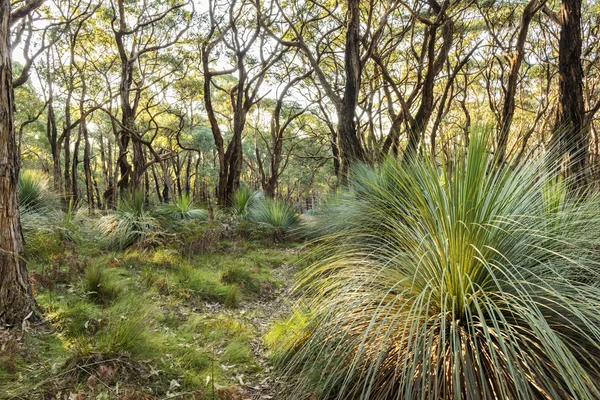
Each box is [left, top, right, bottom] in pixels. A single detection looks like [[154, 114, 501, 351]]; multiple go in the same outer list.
[[151, 165, 163, 203], [497, 0, 543, 162], [0, 0, 38, 326], [63, 94, 72, 202], [83, 121, 93, 210], [46, 85, 62, 193], [185, 153, 192, 196], [337, 0, 365, 177], [554, 0, 588, 187], [71, 124, 81, 203]]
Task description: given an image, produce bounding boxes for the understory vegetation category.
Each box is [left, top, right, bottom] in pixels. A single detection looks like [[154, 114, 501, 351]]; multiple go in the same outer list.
[[4, 0, 600, 398], [2, 185, 301, 399]]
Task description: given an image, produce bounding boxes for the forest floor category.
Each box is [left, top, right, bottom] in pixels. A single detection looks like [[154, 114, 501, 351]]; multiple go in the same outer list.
[[0, 236, 303, 399]]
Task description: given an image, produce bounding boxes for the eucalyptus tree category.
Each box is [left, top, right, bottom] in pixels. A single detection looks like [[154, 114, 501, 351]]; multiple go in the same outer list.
[[553, 0, 587, 187], [200, 0, 284, 205], [0, 0, 45, 327], [270, 0, 402, 178], [109, 0, 192, 194]]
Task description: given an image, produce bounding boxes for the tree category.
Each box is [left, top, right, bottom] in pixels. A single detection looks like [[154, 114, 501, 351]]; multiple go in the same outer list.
[[553, 0, 587, 187], [111, 0, 191, 194], [0, 0, 43, 327]]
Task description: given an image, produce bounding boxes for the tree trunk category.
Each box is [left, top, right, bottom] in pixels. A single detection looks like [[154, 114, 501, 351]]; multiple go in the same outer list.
[[83, 121, 94, 210], [337, 0, 366, 177], [46, 85, 62, 193], [554, 0, 588, 187], [63, 93, 72, 202], [0, 0, 37, 326], [497, 0, 542, 163], [71, 122, 81, 204]]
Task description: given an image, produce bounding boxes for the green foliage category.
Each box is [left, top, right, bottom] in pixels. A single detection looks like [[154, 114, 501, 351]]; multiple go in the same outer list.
[[224, 284, 242, 309], [278, 134, 600, 399], [18, 170, 56, 213], [99, 191, 162, 250], [175, 265, 231, 302], [93, 299, 154, 357], [265, 308, 312, 362], [158, 194, 209, 224], [231, 185, 261, 216], [83, 265, 121, 305], [221, 266, 260, 292], [249, 198, 299, 240]]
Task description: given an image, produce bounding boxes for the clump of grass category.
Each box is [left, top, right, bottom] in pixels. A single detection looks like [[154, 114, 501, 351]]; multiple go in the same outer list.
[[249, 198, 299, 240], [83, 266, 121, 305], [278, 133, 600, 399], [175, 265, 230, 303], [265, 308, 312, 360], [158, 194, 209, 223], [221, 266, 259, 292], [93, 298, 155, 358], [224, 285, 242, 309], [99, 191, 162, 250], [221, 341, 258, 371], [182, 313, 253, 345]]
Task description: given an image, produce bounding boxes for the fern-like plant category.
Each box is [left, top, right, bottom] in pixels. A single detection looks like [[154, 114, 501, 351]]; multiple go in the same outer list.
[[276, 134, 600, 399]]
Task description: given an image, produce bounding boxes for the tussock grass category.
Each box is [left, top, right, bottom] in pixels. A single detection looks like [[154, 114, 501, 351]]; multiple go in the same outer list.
[[276, 134, 600, 399], [83, 265, 122, 305], [99, 191, 162, 250]]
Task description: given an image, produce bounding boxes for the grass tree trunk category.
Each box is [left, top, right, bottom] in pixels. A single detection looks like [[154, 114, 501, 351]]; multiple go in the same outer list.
[[554, 0, 588, 188], [0, 0, 37, 326]]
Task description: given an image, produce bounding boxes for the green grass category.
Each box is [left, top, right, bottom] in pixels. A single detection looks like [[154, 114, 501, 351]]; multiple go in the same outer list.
[[5, 233, 297, 398], [83, 265, 122, 305], [275, 133, 600, 399]]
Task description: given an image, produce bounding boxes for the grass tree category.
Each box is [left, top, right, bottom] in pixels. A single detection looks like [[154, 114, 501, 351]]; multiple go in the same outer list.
[[275, 134, 600, 399]]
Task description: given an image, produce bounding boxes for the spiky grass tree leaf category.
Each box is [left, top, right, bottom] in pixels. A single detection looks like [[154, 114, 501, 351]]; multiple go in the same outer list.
[[99, 191, 161, 250], [158, 194, 209, 223], [231, 185, 262, 216], [249, 198, 299, 239], [277, 134, 600, 400]]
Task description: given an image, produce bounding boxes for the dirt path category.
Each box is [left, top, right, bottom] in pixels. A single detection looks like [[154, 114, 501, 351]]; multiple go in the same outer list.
[[243, 257, 298, 399]]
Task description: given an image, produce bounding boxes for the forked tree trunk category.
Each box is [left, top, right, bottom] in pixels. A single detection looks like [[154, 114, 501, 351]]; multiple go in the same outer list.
[[0, 0, 38, 326]]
